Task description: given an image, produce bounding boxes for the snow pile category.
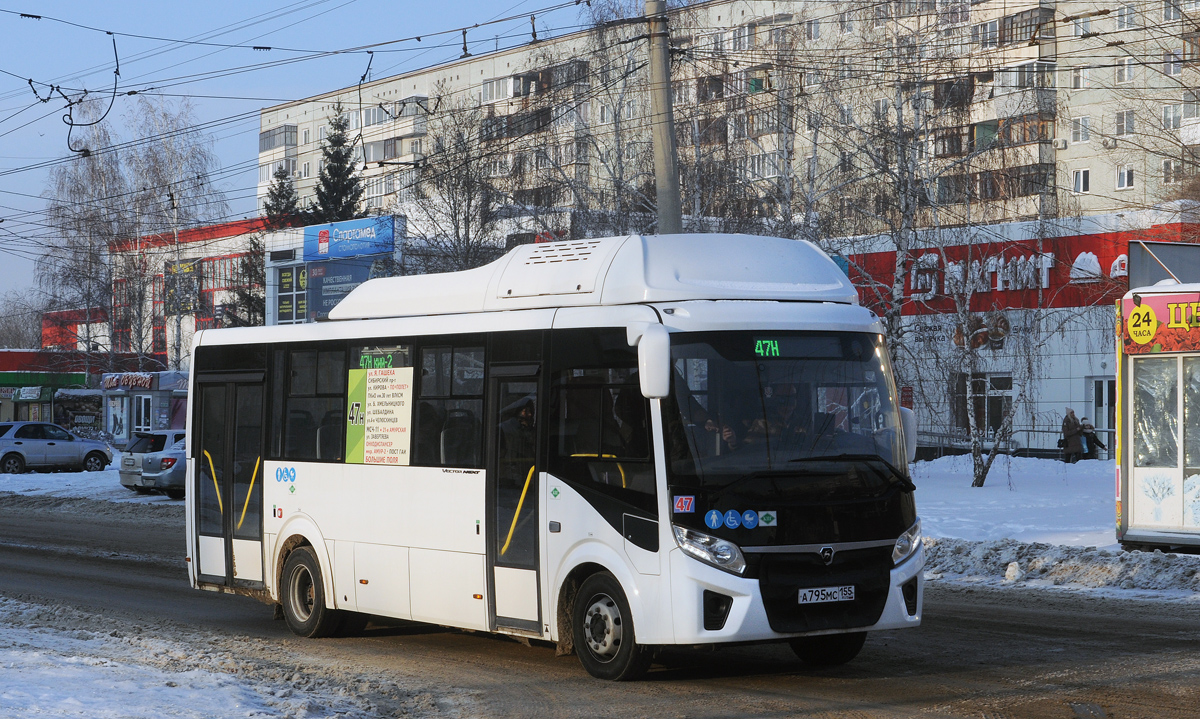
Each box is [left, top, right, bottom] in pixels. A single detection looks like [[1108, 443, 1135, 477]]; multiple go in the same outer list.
[[0, 597, 457, 718], [0, 468, 178, 505], [924, 538, 1200, 596]]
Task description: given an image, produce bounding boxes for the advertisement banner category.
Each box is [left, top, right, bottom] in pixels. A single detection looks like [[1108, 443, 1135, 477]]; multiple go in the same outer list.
[[305, 255, 393, 321], [1121, 290, 1200, 355], [303, 217, 394, 261]]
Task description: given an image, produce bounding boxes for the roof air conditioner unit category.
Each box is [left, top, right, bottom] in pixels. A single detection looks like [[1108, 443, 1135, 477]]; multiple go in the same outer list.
[[1052, 139, 1068, 150]]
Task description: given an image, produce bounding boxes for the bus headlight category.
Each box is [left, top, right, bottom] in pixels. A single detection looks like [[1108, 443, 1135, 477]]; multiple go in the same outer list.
[[892, 519, 922, 565], [673, 525, 746, 575]]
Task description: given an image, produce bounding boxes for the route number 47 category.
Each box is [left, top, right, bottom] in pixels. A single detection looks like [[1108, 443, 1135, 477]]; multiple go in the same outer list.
[[673, 496, 695, 513]]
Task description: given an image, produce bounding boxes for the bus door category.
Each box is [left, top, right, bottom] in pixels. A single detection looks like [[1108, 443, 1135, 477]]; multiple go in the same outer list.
[[488, 365, 542, 632], [194, 374, 266, 588]]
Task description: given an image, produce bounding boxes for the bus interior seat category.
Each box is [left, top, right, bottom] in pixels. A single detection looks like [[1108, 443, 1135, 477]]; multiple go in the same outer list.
[[285, 410, 316, 457], [316, 410, 343, 461], [441, 408, 479, 466]]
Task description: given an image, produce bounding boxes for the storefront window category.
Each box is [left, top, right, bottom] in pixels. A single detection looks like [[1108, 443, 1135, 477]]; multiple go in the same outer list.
[[1134, 357, 1178, 468]]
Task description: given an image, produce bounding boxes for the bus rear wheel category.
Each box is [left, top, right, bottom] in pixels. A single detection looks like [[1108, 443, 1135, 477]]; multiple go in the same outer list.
[[789, 631, 867, 667], [572, 572, 650, 681], [281, 546, 343, 638]]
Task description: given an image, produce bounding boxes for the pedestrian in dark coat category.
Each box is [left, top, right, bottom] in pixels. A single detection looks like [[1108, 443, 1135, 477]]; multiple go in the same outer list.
[[1061, 408, 1083, 463], [1080, 417, 1106, 460]]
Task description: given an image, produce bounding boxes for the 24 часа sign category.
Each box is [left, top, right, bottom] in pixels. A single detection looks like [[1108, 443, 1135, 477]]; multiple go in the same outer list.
[[303, 217, 395, 261]]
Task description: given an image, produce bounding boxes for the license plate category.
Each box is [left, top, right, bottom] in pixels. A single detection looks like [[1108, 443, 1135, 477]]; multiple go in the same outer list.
[[798, 586, 855, 604], [122, 458, 134, 467]]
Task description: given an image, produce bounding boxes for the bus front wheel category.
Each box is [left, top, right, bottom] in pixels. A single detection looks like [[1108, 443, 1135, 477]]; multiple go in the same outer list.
[[281, 546, 343, 638], [572, 572, 651, 681], [789, 631, 867, 667]]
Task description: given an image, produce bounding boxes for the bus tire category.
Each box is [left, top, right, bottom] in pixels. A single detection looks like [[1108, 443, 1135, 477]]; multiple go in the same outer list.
[[789, 631, 867, 667], [281, 546, 342, 638], [573, 572, 650, 681]]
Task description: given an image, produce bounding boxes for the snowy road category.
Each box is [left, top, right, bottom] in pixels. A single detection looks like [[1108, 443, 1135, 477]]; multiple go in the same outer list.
[[2, 463, 1200, 717]]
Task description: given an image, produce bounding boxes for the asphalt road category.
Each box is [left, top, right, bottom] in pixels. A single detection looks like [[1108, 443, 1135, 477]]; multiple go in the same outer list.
[[2, 495, 1198, 718]]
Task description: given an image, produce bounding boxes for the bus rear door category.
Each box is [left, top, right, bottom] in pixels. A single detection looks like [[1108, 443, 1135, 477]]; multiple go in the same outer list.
[[194, 374, 266, 589]]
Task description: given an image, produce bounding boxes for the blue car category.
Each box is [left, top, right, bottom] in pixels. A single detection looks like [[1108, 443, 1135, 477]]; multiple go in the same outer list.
[[0, 421, 113, 474]]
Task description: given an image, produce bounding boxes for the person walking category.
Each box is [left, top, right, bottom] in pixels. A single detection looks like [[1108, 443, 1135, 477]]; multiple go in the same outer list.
[[1061, 408, 1084, 464], [1080, 417, 1106, 460]]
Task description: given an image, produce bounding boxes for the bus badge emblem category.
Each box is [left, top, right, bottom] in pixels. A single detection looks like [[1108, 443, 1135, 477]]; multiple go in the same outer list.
[[820, 547, 835, 565]]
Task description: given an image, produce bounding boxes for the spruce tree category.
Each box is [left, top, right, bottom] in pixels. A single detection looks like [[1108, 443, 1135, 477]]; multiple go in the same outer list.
[[262, 164, 301, 228], [311, 103, 364, 223]]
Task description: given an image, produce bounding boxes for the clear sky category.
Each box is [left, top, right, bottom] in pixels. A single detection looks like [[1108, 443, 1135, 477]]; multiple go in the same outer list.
[[0, 0, 591, 298]]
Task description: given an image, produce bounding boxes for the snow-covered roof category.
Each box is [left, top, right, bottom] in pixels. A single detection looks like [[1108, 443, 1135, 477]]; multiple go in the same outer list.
[[327, 234, 857, 321], [1124, 280, 1200, 298]]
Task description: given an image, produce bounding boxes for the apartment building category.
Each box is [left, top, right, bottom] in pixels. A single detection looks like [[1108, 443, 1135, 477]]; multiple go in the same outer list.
[[254, 0, 1200, 450]]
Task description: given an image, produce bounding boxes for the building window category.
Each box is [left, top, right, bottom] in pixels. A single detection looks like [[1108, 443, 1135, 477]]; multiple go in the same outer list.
[[1116, 165, 1135, 189], [1116, 57, 1135, 83], [301, 161, 310, 178], [1073, 169, 1091, 193], [1164, 159, 1183, 183], [952, 373, 1013, 439], [1165, 0, 1182, 20], [1070, 117, 1091, 143], [318, 126, 326, 141], [731, 25, 754, 51], [1116, 5, 1138, 28], [134, 395, 152, 433], [1164, 103, 1184, 129], [804, 19, 820, 40], [971, 20, 998, 48], [873, 98, 890, 122], [258, 125, 297, 152], [1116, 109, 1135, 136], [302, 128, 310, 145], [1072, 17, 1092, 36], [1070, 67, 1091, 89], [1165, 50, 1183, 75], [839, 12, 853, 33], [874, 3, 891, 27]]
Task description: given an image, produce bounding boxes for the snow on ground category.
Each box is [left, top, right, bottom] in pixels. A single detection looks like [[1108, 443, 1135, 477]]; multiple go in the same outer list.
[[0, 597, 453, 719], [913, 454, 1200, 601], [0, 467, 179, 506]]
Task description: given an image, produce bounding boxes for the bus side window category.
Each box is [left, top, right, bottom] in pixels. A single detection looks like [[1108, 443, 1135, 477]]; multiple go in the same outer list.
[[275, 347, 347, 462], [414, 344, 485, 468]]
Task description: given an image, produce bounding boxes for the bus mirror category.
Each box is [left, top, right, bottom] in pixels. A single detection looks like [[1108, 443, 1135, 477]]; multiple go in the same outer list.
[[635, 323, 670, 399], [899, 407, 917, 464]]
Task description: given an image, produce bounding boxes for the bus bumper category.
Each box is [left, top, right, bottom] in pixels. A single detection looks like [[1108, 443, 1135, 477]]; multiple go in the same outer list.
[[666, 543, 924, 645]]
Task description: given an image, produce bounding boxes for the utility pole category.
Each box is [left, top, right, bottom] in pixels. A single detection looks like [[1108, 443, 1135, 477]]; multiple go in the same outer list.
[[645, 0, 682, 235], [168, 188, 182, 371]]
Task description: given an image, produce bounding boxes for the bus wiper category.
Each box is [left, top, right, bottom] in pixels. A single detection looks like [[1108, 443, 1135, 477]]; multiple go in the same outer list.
[[788, 454, 916, 492]]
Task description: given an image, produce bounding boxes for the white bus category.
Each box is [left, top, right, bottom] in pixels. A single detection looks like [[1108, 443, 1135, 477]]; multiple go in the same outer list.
[[185, 234, 923, 680]]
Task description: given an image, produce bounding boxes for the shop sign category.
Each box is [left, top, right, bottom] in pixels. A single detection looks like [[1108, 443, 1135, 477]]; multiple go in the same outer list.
[[17, 386, 41, 400], [0, 387, 15, 400], [1121, 291, 1200, 355], [102, 373, 155, 390]]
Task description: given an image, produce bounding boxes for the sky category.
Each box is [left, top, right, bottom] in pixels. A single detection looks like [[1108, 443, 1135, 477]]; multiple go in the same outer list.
[[0, 0, 594, 298]]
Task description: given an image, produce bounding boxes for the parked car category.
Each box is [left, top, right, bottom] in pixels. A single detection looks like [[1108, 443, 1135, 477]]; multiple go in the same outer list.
[[119, 430, 187, 494], [0, 421, 113, 474], [126, 438, 187, 500]]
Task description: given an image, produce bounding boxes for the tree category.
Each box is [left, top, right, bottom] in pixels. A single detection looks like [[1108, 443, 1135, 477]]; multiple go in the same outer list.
[[263, 165, 302, 228], [0, 292, 46, 349], [399, 85, 505, 273], [311, 103, 364, 223]]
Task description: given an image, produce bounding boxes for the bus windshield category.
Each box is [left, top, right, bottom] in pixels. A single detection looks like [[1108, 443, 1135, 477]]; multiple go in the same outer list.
[[666, 331, 907, 491]]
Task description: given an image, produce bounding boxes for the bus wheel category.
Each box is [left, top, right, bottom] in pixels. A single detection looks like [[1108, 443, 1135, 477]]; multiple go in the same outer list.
[[573, 572, 650, 681], [789, 632, 867, 667], [281, 546, 342, 638]]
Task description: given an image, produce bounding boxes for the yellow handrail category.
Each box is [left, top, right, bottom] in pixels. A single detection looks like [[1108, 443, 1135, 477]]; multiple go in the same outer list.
[[203, 450, 223, 513], [236, 457, 261, 531], [500, 465, 535, 556]]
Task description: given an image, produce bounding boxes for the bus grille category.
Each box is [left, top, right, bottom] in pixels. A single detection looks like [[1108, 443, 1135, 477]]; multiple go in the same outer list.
[[755, 547, 891, 634]]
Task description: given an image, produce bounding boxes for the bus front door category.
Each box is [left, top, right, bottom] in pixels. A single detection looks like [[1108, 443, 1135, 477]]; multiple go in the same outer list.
[[489, 369, 542, 633], [195, 378, 265, 589]]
